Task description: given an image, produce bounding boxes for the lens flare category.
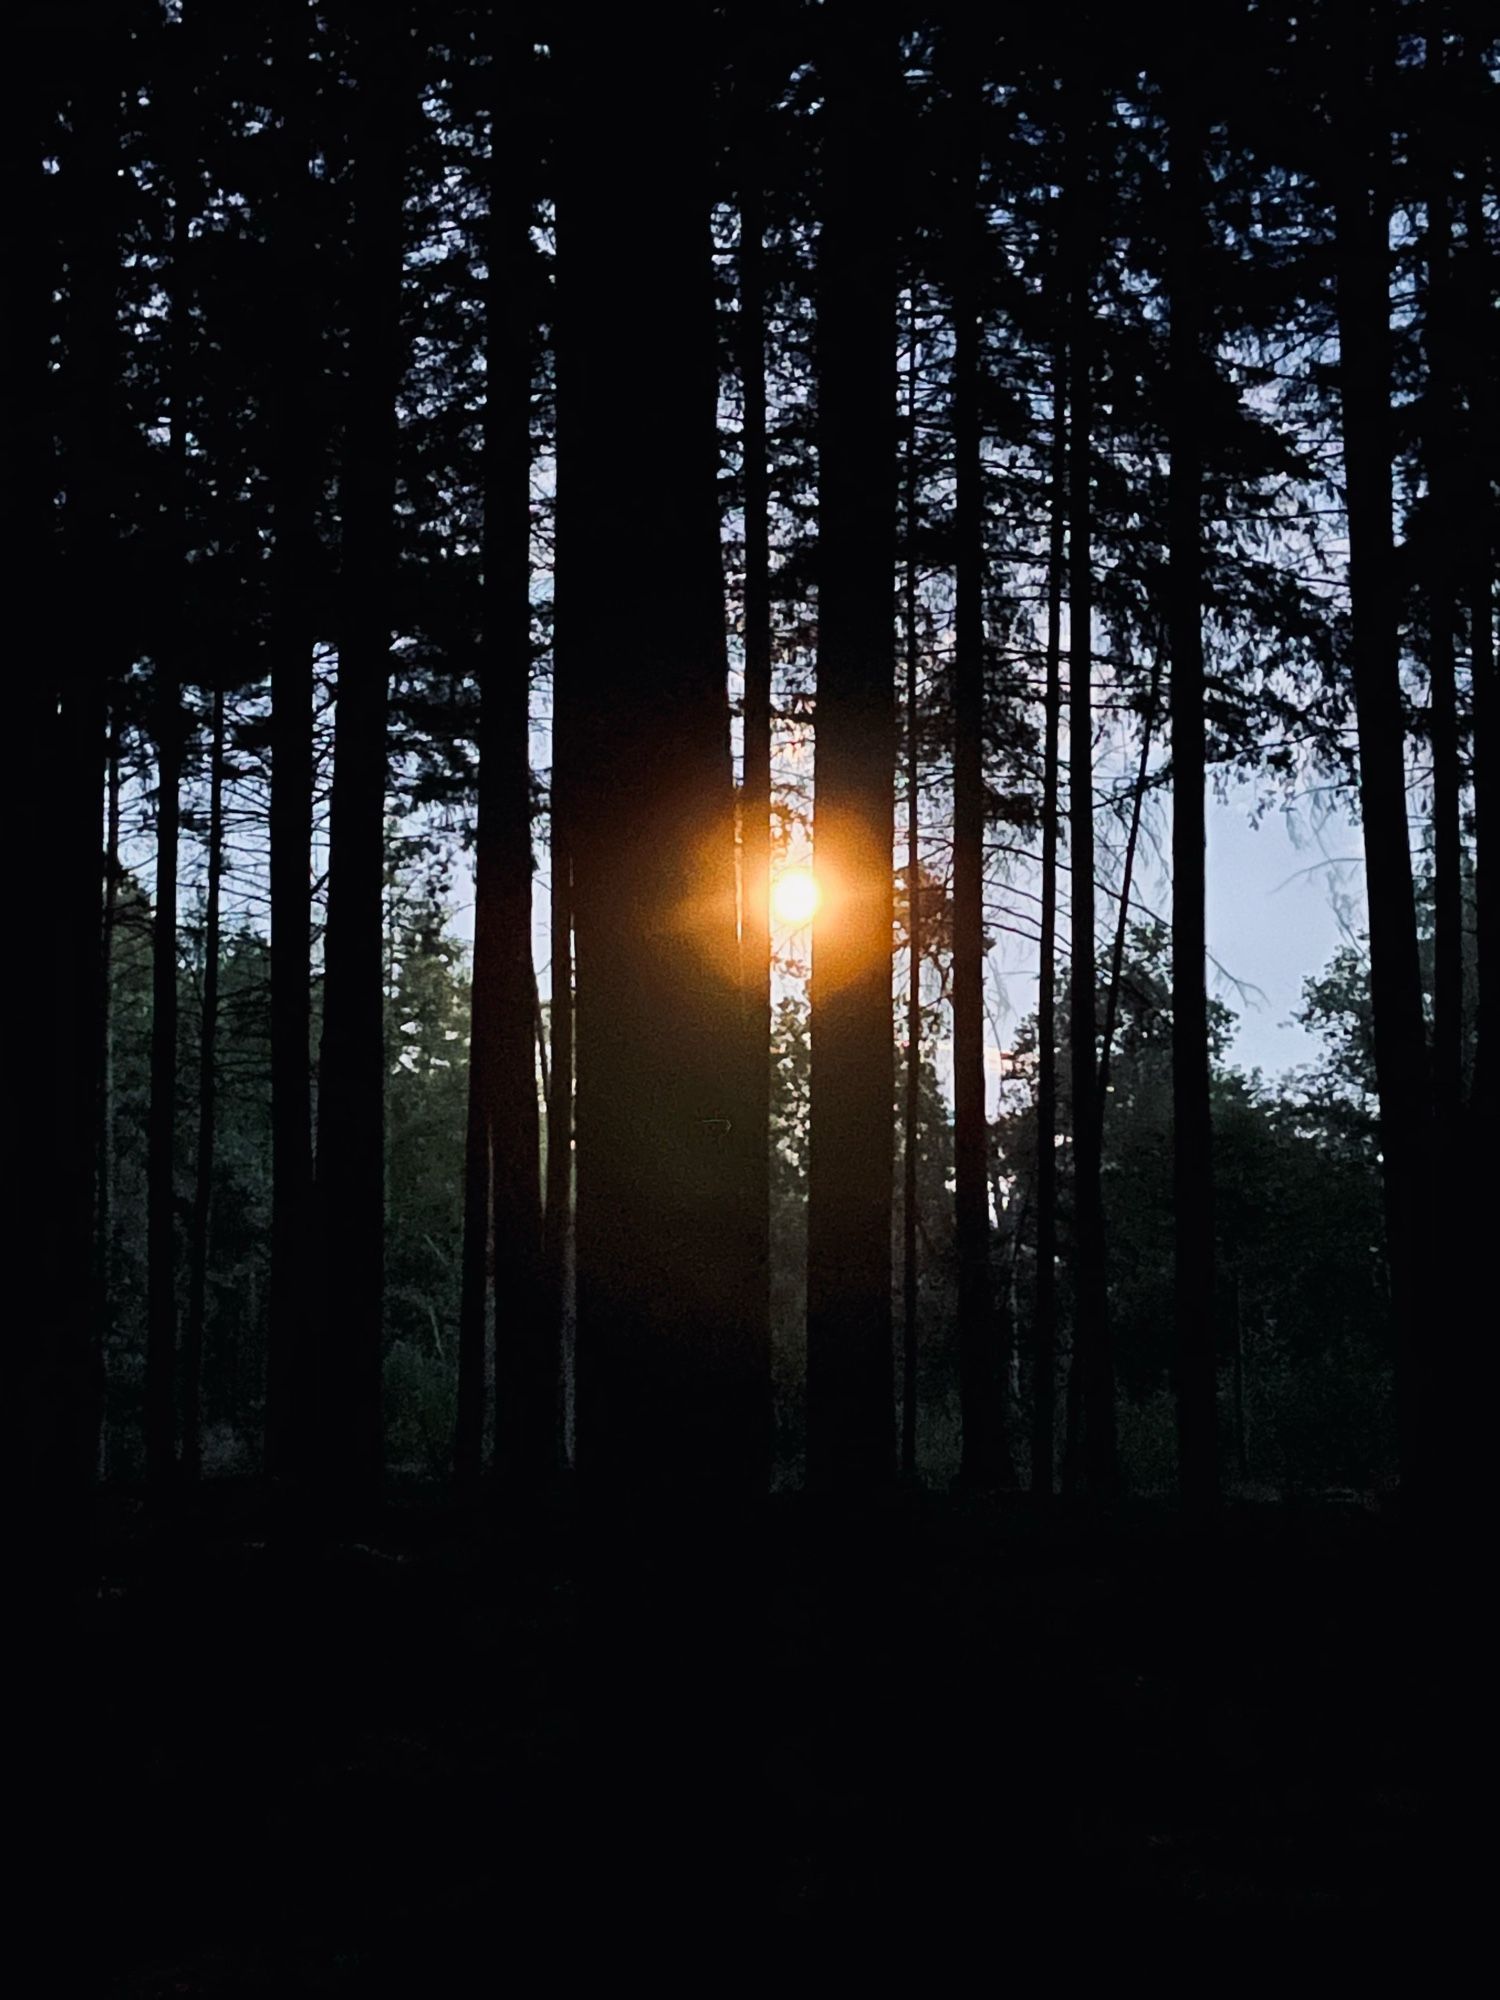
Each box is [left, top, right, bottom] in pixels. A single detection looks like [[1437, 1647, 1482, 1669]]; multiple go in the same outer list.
[[771, 866, 821, 927]]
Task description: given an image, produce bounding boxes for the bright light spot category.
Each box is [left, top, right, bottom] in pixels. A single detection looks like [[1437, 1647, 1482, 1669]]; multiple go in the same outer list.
[[771, 866, 821, 928]]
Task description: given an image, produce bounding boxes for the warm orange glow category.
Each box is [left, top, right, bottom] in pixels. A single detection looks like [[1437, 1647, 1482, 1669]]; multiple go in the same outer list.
[[771, 866, 821, 928]]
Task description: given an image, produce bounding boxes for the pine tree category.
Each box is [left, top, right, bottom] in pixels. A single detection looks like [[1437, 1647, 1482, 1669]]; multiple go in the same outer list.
[[1166, 41, 1218, 1519], [806, 7, 897, 1491], [316, 8, 413, 1514], [559, 14, 761, 1497]]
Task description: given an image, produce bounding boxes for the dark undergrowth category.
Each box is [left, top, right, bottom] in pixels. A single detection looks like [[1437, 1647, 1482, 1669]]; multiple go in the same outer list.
[[27, 1482, 1431, 1990]]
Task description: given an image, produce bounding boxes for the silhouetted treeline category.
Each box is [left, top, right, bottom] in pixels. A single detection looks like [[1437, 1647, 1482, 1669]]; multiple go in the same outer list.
[[25, 0, 1493, 1547]]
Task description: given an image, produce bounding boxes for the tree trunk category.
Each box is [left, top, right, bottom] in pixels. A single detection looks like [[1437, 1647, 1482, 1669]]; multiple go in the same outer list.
[[100, 713, 123, 1397], [1333, 0, 1434, 1506], [1425, 28, 1463, 1156], [1464, 44, 1494, 1137], [806, 8, 897, 1492], [901, 287, 922, 1481], [46, 24, 118, 1548], [317, 11, 410, 1516], [952, 56, 1007, 1492], [146, 14, 195, 1495], [267, 0, 316, 1493], [1167, 57, 1218, 1521], [737, 39, 774, 1485], [1033, 298, 1066, 1500], [558, 15, 761, 1499], [1065, 63, 1117, 1501], [483, 30, 551, 1492], [183, 683, 225, 1482], [1097, 664, 1159, 1102]]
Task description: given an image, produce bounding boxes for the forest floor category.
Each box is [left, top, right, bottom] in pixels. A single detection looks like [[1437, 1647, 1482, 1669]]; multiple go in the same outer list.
[[32, 1485, 1431, 1991]]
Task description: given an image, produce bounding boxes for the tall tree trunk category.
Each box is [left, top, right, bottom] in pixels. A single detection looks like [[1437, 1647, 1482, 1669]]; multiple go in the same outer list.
[[317, 11, 410, 1516], [901, 287, 922, 1481], [483, 30, 551, 1491], [146, 14, 195, 1495], [183, 684, 225, 1482], [1167, 56, 1218, 1520], [951, 55, 1007, 1491], [1033, 298, 1066, 1499], [543, 798, 572, 1459], [267, 0, 316, 1492], [1065, 62, 1117, 1501], [737, 41, 774, 1484], [46, 25, 116, 1550], [1333, 0, 1433, 1506], [1425, 27, 1463, 1154], [100, 713, 123, 1392], [806, 8, 897, 1492], [1464, 42, 1494, 1142], [559, 16, 760, 1499]]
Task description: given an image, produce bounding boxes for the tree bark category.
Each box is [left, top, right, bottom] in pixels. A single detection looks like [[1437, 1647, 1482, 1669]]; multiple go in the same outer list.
[[317, 10, 410, 1516], [806, 8, 897, 1492]]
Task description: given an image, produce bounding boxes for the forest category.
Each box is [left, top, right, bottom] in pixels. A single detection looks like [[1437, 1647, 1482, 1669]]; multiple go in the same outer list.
[[25, 0, 1485, 1984]]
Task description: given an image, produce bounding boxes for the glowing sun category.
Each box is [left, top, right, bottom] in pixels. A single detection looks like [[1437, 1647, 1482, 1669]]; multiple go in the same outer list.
[[771, 866, 821, 927]]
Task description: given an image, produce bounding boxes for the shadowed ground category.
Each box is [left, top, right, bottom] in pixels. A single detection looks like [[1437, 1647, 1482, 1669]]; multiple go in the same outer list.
[[31, 1488, 1427, 1988]]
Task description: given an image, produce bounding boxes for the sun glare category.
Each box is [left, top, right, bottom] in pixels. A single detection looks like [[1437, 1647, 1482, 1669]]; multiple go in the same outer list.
[[771, 866, 821, 928]]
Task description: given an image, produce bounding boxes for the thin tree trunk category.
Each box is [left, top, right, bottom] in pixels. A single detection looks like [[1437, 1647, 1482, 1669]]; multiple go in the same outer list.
[[183, 683, 225, 1482], [952, 54, 1006, 1491], [1065, 62, 1117, 1501], [100, 713, 123, 1376], [738, 44, 774, 1489], [1464, 51, 1494, 1136], [146, 12, 195, 1494], [1096, 665, 1160, 1110], [317, 10, 410, 1516], [484, 30, 551, 1492], [902, 287, 922, 1482], [543, 805, 572, 1460], [1168, 56, 1218, 1520], [1033, 290, 1065, 1499], [454, 1044, 489, 1490], [806, 8, 897, 1492], [267, 0, 316, 1493], [1425, 28, 1463, 1154], [1333, 0, 1433, 1505], [49, 27, 117, 1539]]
